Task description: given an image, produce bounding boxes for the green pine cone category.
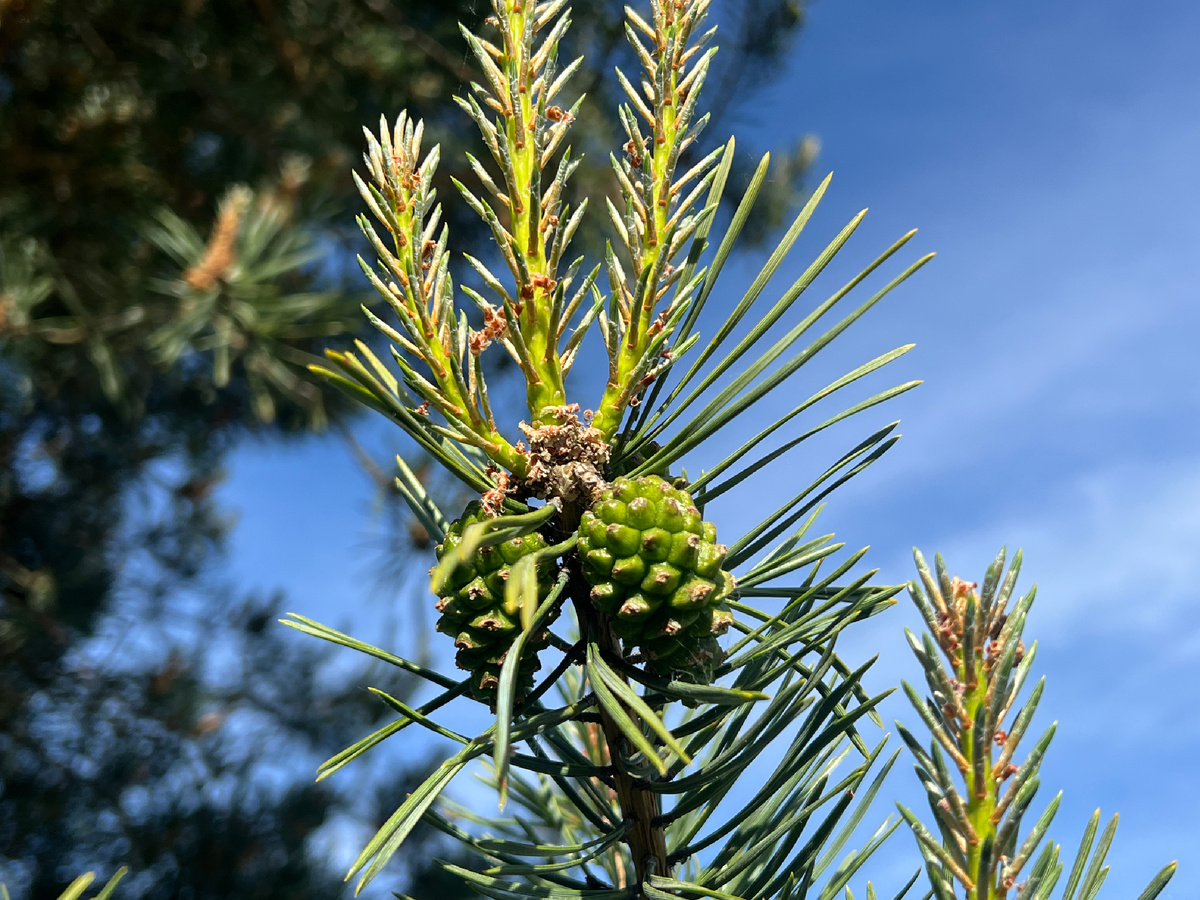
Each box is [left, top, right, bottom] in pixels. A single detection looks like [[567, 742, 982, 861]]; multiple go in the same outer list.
[[433, 502, 560, 705], [577, 475, 735, 680]]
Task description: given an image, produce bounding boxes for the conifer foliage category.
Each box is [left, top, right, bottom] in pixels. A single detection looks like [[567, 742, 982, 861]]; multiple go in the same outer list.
[[0, 1, 814, 895], [896, 551, 1177, 900], [286, 3, 1178, 900], [298, 0, 930, 896]]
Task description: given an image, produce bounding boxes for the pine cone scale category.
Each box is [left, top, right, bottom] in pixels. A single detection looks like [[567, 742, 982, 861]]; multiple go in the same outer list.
[[433, 502, 561, 704], [576, 475, 735, 682]]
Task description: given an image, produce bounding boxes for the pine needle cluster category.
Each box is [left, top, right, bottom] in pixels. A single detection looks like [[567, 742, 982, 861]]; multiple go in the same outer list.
[[895, 551, 1177, 900], [273, 3, 1180, 900]]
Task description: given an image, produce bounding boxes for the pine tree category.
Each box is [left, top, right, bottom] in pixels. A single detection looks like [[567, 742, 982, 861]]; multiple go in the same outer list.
[[0, 1, 815, 896], [305, 0, 925, 895], [294, 4, 1180, 900]]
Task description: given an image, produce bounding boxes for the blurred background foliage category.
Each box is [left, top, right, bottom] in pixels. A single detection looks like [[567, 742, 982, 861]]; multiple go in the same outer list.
[[0, 0, 811, 896]]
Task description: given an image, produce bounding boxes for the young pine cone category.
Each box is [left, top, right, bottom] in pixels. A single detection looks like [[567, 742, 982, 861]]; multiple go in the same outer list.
[[433, 502, 560, 705], [577, 475, 735, 682]]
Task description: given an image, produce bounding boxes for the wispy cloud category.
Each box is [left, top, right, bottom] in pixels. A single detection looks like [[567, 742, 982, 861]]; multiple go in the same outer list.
[[879, 457, 1200, 637]]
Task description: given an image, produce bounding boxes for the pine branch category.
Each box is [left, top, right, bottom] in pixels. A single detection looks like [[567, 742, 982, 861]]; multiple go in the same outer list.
[[896, 549, 1177, 900], [289, 3, 937, 900]]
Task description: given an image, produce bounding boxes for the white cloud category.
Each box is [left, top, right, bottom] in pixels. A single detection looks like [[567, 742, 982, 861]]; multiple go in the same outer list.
[[878, 457, 1200, 639]]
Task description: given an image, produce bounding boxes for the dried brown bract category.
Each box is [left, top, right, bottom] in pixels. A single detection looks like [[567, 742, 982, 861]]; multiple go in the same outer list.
[[518, 404, 611, 506]]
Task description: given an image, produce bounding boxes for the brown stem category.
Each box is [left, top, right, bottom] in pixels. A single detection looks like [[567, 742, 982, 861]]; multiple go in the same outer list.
[[567, 559, 669, 892]]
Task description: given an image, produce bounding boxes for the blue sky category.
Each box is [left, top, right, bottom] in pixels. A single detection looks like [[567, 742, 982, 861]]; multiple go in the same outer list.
[[219, 0, 1199, 893]]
